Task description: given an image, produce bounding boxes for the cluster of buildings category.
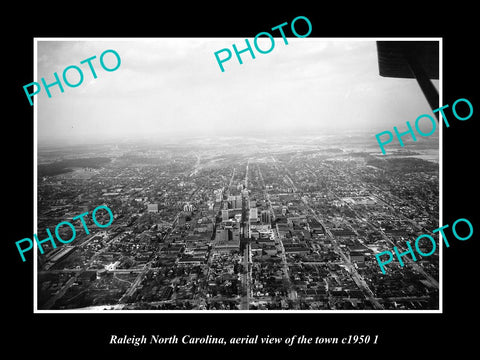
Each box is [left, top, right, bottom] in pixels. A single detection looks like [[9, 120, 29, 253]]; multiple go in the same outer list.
[[37, 141, 439, 311]]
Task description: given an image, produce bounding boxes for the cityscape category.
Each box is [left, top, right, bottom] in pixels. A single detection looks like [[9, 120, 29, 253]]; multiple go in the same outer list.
[[36, 132, 439, 311]]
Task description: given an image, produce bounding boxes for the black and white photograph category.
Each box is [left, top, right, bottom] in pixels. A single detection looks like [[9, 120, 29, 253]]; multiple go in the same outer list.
[[34, 38, 441, 312]]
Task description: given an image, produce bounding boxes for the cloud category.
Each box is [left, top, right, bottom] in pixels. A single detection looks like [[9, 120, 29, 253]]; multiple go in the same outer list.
[[37, 38, 439, 144]]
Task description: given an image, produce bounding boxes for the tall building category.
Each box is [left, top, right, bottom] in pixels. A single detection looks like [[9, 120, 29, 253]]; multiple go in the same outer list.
[[249, 208, 258, 222], [147, 203, 159, 213], [207, 201, 214, 211], [183, 203, 194, 212], [227, 195, 243, 210], [214, 224, 240, 253], [215, 228, 231, 242], [234, 195, 242, 209], [222, 209, 229, 221], [214, 188, 223, 202], [261, 210, 271, 224]]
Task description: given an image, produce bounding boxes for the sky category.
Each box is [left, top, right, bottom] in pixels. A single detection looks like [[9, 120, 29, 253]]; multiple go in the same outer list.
[[36, 38, 439, 146]]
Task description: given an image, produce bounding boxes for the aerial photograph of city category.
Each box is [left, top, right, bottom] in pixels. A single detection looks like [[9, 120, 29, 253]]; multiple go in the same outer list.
[[35, 38, 440, 311]]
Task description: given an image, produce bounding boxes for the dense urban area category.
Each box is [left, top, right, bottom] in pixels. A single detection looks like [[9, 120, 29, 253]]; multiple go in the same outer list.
[[36, 134, 439, 311]]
